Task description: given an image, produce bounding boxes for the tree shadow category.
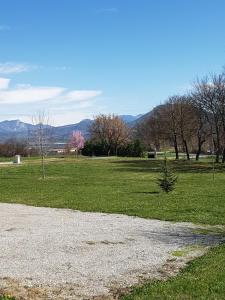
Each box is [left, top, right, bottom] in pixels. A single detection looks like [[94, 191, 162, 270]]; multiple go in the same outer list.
[[111, 159, 224, 174], [131, 191, 160, 195], [139, 226, 225, 248]]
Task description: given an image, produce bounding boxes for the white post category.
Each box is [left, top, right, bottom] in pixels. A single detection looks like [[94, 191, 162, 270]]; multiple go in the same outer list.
[[14, 155, 21, 164]]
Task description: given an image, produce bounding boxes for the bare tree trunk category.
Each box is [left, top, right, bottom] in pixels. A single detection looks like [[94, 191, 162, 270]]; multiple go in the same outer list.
[[115, 146, 118, 156], [215, 153, 220, 163], [222, 124, 225, 163], [174, 139, 179, 160], [40, 132, 45, 179], [215, 135, 220, 163], [196, 139, 205, 161], [174, 135, 179, 160], [41, 153, 45, 179], [154, 140, 161, 152], [183, 140, 190, 160], [195, 152, 200, 161], [222, 148, 225, 163]]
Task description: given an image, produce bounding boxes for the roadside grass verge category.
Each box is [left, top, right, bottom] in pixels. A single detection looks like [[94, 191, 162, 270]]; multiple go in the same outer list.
[[121, 243, 225, 300], [0, 296, 16, 300]]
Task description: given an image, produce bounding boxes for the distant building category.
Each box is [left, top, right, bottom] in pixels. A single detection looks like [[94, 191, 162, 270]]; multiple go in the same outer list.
[[49, 142, 66, 154]]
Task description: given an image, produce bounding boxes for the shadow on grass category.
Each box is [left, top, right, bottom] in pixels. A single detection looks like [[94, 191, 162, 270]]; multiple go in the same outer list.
[[112, 159, 224, 174], [131, 191, 160, 194], [140, 227, 225, 247]]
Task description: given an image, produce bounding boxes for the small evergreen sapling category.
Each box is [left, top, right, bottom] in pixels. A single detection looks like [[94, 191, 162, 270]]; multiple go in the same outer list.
[[157, 157, 177, 193]]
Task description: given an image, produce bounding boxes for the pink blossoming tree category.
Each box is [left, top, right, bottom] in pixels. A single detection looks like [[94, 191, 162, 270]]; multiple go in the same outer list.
[[69, 131, 85, 156]]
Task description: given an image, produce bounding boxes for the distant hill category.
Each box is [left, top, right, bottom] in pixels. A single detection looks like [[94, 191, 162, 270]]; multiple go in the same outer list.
[[51, 119, 93, 141], [0, 114, 144, 142], [0, 120, 34, 141], [128, 106, 164, 127], [119, 114, 143, 123]]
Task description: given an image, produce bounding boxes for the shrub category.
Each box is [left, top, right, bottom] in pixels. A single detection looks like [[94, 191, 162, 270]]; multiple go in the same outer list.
[[157, 157, 177, 193], [82, 139, 144, 157], [117, 140, 144, 157], [82, 141, 108, 156]]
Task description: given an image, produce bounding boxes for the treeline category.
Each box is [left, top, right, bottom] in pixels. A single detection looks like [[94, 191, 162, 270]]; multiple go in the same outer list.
[[83, 70, 225, 161], [0, 139, 37, 157], [82, 115, 144, 157], [137, 71, 225, 162], [2, 70, 225, 161]]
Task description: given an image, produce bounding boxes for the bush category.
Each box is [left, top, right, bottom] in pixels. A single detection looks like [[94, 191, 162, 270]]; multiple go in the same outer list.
[[117, 140, 144, 157], [82, 141, 108, 156], [82, 139, 144, 157]]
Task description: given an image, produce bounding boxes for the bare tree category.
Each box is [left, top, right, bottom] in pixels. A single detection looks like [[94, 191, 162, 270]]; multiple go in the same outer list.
[[192, 74, 225, 163], [162, 97, 180, 159], [176, 96, 198, 160], [189, 95, 210, 160], [212, 73, 225, 162], [90, 114, 130, 156], [135, 106, 165, 151], [31, 112, 52, 179], [136, 100, 181, 158], [138, 96, 206, 161]]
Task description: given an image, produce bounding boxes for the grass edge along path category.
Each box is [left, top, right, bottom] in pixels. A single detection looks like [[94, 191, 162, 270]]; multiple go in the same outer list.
[[121, 243, 225, 300], [0, 157, 225, 225]]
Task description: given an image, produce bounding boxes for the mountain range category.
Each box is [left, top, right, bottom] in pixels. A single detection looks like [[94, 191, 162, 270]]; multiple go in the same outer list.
[[0, 114, 144, 143]]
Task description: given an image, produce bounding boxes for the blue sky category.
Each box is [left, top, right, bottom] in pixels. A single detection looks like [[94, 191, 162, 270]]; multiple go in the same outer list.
[[0, 0, 225, 125]]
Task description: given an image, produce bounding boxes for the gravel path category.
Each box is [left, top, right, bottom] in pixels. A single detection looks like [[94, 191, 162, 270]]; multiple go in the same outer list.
[[0, 203, 223, 299]]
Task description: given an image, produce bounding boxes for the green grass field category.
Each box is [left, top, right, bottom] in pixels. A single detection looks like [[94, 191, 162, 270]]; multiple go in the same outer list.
[[0, 156, 224, 225], [0, 156, 224, 299]]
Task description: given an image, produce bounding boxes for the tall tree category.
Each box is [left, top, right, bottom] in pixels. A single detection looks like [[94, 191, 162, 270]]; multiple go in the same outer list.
[[212, 73, 225, 162], [163, 97, 180, 159], [193, 75, 224, 163], [135, 106, 165, 151], [176, 96, 197, 160], [189, 95, 209, 160], [90, 114, 129, 156]]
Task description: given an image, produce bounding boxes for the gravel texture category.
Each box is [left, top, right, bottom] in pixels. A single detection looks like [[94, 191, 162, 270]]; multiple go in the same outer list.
[[0, 203, 223, 299]]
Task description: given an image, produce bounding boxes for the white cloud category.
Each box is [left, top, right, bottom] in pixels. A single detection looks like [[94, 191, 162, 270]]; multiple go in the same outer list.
[[0, 78, 10, 90], [0, 78, 103, 125], [0, 63, 31, 74], [0, 86, 65, 104], [63, 90, 102, 102], [0, 80, 102, 105], [0, 25, 10, 31]]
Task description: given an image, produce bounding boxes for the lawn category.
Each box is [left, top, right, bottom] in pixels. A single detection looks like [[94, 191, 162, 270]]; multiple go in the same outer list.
[[0, 156, 224, 225], [0, 156, 224, 299]]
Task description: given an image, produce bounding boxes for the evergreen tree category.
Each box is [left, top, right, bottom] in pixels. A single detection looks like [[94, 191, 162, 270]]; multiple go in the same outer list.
[[157, 157, 177, 193]]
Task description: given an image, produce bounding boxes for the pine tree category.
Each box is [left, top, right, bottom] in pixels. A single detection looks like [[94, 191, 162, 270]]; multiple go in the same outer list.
[[157, 157, 177, 193]]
